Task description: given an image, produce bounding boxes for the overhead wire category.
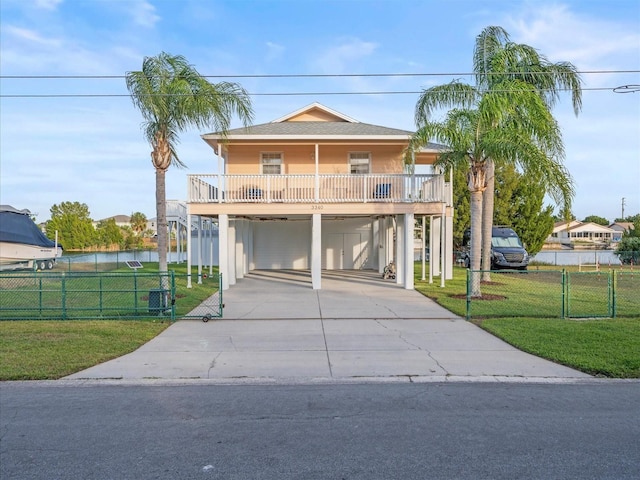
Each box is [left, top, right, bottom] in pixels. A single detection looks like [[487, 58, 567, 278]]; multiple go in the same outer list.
[[0, 69, 637, 98]]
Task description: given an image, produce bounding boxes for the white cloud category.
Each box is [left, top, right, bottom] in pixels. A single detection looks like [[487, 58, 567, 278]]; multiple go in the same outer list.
[[504, 4, 640, 70], [265, 41, 285, 62], [128, 0, 161, 28], [313, 38, 378, 73], [34, 0, 63, 10]]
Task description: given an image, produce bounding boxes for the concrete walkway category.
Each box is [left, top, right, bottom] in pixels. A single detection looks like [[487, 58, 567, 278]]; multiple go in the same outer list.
[[66, 270, 591, 383]]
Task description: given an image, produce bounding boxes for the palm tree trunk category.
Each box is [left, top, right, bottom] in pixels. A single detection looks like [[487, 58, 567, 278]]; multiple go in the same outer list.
[[469, 188, 483, 297], [156, 168, 168, 275], [481, 159, 495, 282]]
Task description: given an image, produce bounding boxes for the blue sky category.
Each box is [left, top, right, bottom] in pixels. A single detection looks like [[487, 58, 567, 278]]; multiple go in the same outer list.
[[1, 0, 639, 223]]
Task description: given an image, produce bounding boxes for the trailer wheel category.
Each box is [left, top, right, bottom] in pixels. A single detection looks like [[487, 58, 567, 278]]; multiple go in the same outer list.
[[46, 260, 54, 270], [202, 314, 211, 323]]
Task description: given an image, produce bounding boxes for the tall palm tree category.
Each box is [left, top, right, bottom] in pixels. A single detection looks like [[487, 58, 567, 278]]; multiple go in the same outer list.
[[126, 52, 253, 274], [412, 26, 581, 289], [473, 26, 582, 280], [411, 78, 571, 296]]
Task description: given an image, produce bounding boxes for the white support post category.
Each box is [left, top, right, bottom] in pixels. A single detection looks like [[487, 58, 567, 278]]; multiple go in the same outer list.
[[311, 214, 322, 290], [396, 215, 404, 286], [187, 213, 192, 288], [314, 144, 319, 202], [421, 215, 426, 281], [445, 213, 453, 280], [373, 218, 382, 274], [428, 216, 433, 284], [228, 219, 236, 286], [404, 213, 414, 289], [235, 220, 244, 280], [209, 220, 214, 276], [440, 205, 446, 288], [218, 215, 229, 290], [248, 221, 254, 271], [197, 216, 203, 284], [242, 220, 249, 275], [431, 216, 441, 277]]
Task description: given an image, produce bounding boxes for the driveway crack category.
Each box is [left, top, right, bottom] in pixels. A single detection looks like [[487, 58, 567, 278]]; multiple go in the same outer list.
[[374, 319, 447, 374]]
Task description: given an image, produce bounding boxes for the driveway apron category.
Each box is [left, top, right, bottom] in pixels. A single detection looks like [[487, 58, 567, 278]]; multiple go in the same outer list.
[[66, 270, 590, 382]]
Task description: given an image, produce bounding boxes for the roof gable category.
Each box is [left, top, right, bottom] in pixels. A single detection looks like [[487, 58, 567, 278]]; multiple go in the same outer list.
[[272, 103, 358, 123]]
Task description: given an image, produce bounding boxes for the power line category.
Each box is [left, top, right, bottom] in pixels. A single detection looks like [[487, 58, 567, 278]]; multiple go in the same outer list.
[[0, 69, 638, 80], [0, 86, 624, 98]]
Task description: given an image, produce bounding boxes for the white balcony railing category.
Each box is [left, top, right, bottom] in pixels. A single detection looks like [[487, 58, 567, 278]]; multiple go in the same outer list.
[[188, 174, 447, 204]]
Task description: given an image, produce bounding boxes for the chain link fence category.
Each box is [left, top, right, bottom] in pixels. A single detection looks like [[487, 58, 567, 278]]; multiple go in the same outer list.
[[466, 269, 639, 320], [0, 271, 175, 321], [53, 251, 161, 272]]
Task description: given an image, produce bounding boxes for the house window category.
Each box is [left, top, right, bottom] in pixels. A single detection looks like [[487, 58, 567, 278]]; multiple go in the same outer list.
[[349, 152, 370, 174], [261, 153, 282, 174]]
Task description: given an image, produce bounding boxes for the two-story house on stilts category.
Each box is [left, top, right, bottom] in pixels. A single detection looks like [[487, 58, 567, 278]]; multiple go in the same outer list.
[[186, 103, 453, 290]]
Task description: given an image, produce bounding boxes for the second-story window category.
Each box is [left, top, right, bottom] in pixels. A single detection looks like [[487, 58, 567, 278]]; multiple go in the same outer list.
[[261, 153, 282, 174], [349, 152, 370, 174]]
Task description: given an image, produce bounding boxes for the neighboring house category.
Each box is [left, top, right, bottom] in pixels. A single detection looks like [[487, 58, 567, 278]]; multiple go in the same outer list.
[[186, 103, 453, 290], [547, 220, 615, 246], [608, 222, 634, 242], [93, 214, 131, 229]]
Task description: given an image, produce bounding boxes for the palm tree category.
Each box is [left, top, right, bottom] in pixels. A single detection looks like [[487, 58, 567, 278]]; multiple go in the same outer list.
[[125, 52, 253, 274], [473, 27, 582, 280], [411, 78, 571, 296], [412, 26, 581, 290], [130, 211, 147, 236]]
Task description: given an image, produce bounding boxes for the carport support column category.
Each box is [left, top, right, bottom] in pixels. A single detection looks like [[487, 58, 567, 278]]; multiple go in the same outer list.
[[228, 219, 237, 286], [218, 214, 229, 290], [311, 213, 322, 290], [395, 215, 404, 286], [404, 213, 414, 289], [187, 212, 193, 288], [235, 220, 244, 280], [218, 215, 229, 290]]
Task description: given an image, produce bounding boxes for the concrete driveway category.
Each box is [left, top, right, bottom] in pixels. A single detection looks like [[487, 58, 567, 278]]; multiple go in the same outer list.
[[66, 270, 590, 383]]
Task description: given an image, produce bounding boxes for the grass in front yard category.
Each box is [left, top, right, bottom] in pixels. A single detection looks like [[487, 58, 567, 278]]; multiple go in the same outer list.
[[0, 320, 169, 380], [0, 262, 219, 380], [478, 317, 640, 378], [414, 263, 640, 378]]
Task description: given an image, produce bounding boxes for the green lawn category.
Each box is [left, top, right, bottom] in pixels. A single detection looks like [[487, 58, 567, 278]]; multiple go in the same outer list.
[[414, 264, 640, 378], [1, 263, 638, 380], [0, 263, 220, 380]]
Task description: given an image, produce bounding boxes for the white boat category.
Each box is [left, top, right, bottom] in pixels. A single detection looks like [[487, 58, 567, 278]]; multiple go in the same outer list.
[[0, 205, 63, 270]]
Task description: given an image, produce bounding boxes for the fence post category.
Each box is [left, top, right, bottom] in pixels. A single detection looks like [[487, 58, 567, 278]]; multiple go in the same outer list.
[[39, 275, 43, 315], [61, 273, 67, 320], [99, 275, 103, 314], [170, 271, 176, 322], [561, 269, 566, 319], [611, 270, 616, 318]]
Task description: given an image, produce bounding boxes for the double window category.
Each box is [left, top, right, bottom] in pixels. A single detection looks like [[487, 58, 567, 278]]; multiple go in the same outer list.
[[261, 153, 282, 174], [349, 152, 370, 174]]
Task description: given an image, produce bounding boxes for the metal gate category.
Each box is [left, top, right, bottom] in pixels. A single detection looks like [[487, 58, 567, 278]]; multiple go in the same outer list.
[[182, 273, 224, 321], [566, 271, 611, 318]]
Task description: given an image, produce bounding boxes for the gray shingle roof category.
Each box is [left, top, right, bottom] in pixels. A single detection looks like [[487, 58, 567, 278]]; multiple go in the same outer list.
[[209, 121, 414, 137]]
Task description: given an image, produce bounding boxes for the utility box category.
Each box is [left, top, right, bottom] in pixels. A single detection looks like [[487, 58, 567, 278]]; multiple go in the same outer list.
[[148, 289, 168, 314]]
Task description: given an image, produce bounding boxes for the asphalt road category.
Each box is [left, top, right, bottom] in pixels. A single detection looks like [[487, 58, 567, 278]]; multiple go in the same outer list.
[[1, 381, 638, 479]]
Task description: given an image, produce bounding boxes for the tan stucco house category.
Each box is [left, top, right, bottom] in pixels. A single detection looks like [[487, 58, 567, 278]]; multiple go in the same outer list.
[[185, 103, 454, 290]]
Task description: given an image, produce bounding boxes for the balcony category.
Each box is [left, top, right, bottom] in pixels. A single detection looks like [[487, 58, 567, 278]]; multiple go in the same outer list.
[[188, 174, 448, 204]]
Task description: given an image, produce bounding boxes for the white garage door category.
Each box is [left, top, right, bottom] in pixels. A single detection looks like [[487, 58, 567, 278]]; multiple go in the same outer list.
[[253, 221, 310, 269]]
